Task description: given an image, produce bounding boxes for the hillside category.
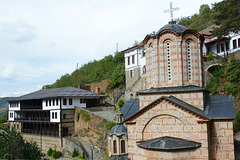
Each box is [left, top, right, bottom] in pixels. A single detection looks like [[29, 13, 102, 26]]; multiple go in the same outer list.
[[0, 97, 12, 118], [42, 52, 125, 90]]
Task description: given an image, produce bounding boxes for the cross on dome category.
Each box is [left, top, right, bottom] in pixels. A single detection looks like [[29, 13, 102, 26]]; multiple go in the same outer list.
[[164, 2, 179, 21]]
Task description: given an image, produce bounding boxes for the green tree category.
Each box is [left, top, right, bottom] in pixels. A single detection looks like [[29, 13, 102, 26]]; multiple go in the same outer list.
[[211, 0, 240, 37], [207, 52, 214, 61], [0, 128, 41, 160]]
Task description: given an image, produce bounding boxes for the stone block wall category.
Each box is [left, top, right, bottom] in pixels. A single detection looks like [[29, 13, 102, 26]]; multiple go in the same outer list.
[[9, 121, 21, 132], [89, 79, 111, 93], [126, 68, 141, 89], [139, 91, 205, 110], [22, 134, 61, 153], [126, 100, 209, 160], [210, 121, 235, 160]]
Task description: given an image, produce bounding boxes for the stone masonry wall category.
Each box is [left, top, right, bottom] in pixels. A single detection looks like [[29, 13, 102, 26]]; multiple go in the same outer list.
[[139, 91, 205, 110], [22, 134, 61, 153], [210, 121, 235, 160], [127, 100, 209, 160], [89, 79, 111, 93]]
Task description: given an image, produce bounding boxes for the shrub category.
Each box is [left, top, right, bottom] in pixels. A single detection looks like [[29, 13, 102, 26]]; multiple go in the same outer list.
[[234, 110, 240, 133], [76, 112, 80, 122], [79, 110, 91, 122], [107, 122, 116, 131], [72, 148, 79, 157], [207, 51, 214, 61], [52, 150, 62, 158], [47, 148, 53, 156], [118, 99, 124, 108]]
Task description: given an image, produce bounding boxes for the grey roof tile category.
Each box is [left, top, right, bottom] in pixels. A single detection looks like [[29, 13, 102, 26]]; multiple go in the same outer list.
[[121, 99, 139, 120], [9, 87, 107, 101], [137, 85, 208, 94], [108, 154, 128, 160], [157, 21, 188, 34], [108, 124, 127, 137], [204, 95, 235, 119], [136, 136, 201, 151]]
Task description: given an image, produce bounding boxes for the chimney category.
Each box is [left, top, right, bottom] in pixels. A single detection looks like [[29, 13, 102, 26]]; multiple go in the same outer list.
[[95, 86, 100, 94]]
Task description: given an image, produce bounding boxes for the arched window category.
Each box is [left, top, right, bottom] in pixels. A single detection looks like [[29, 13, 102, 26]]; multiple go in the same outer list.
[[166, 42, 171, 80], [187, 42, 192, 80], [121, 140, 125, 153], [113, 140, 117, 153]]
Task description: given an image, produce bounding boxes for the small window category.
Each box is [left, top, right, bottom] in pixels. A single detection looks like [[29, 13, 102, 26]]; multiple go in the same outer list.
[[132, 55, 135, 64], [52, 112, 54, 119], [121, 140, 125, 153], [63, 114, 67, 119], [53, 99, 55, 106], [130, 70, 134, 77], [238, 38, 240, 48], [56, 99, 58, 106], [142, 65, 146, 74], [226, 42, 229, 51], [55, 112, 57, 119], [113, 140, 117, 153], [142, 49, 145, 57], [221, 43, 224, 52], [46, 100, 48, 106], [128, 57, 130, 65], [17, 124, 19, 129], [63, 98, 67, 105], [69, 98, 73, 105], [217, 45, 220, 53], [49, 100, 51, 106], [233, 39, 237, 49]]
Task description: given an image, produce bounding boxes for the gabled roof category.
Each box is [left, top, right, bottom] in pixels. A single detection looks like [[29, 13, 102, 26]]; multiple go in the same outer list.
[[124, 96, 211, 123], [8, 87, 107, 101], [121, 99, 139, 120], [204, 95, 235, 119], [136, 136, 201, 151], [137, 85, 208, 94]]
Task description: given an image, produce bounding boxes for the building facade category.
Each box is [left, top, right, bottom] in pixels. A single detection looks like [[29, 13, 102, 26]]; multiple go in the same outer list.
[[8, 87, 106, 152], [123, 42, 147, 100], [109, 21, 236, 160]]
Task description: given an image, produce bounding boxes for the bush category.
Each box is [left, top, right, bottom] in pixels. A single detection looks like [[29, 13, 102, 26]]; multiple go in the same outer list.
[[79, 110, 91, 122], [52, 150, 62, 158], [207, 51, 214, 61], [118, 99, 124, 108], [107, 122, 116, 131], [71, 148, 79, 157], [76, 112, 80, 122], [47, 148, 53, 156], [234, 110, 240, 133]]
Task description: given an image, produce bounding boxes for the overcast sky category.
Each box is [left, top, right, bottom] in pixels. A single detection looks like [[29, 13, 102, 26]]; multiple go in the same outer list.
[[0, 0, 222, 97]]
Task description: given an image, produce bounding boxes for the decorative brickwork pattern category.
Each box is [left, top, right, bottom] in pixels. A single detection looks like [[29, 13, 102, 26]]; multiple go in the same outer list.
[[127, 100, 209, 160]]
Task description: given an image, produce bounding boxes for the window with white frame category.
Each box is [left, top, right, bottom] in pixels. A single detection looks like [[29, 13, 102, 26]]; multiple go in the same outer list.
[[46, 100, 48, 106], [128, 57, 130, 65], [63, 98, 67, 105], [56, 99, 58, 105], [187, 42, 192, 80], [132, 55, 135, 64], [69, 98, 73, 105], [10, 102, 18, 108], [10, 112, 13, 118], [142, 65, 146, 74], [52, 111, 58, 119], [166, 42, 171, 80]]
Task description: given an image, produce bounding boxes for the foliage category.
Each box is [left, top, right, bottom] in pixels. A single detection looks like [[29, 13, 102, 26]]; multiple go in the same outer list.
[[79, 110, 91, 122], [76, 112, 80, 122], [206, 57, 240, 132], [42, 52, 125, 90], [211, 0, 240, 37], [77, 152, 87, 160], [51, 150, 62, 158], [107, 121, 116, 131], [118, 99, 125, 108], [177, 4, 212, 31], [234, 110, 240, 133], [0, 128, 41, 160], [0, 111, 8, 129], [207, 52, 214, 61], [47, 148, 53, 156], [71, 148, 79, 157]]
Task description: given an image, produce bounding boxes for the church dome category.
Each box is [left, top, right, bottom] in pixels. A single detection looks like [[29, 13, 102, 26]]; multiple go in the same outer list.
[[108, 124, 127, 137], [157, 21, 188, 34]]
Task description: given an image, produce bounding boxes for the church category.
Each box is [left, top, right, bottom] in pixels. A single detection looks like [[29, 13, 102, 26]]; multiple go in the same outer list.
[[108, 20, 237, 159]]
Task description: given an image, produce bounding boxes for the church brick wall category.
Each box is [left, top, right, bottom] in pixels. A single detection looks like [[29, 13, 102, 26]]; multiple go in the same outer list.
[[127, 100, 209, 160], [210, 121, 235, 160], [139, 91, 205, 110], [145, 33, 203, 89]]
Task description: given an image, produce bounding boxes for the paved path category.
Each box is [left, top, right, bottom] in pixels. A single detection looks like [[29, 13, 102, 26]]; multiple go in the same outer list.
[[91, 110, 116, 122]]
